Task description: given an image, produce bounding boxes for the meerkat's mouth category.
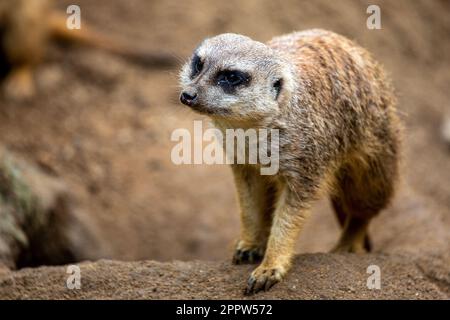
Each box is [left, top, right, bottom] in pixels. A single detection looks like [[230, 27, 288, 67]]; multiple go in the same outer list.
[[191, 104, 231, 116], [183, 100, 231, 116], [180, 91, 230, 116]]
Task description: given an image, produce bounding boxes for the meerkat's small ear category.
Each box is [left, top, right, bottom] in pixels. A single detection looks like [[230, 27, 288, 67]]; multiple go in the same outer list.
[[273, 78, 283, 100]]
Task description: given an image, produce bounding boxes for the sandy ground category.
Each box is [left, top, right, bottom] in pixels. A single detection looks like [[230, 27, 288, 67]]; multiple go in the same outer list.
[[0, 0, 449, 299], [1, 252, 449, 299]]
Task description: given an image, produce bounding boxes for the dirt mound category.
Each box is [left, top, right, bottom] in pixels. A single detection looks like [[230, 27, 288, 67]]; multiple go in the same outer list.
[[1, 253, 448, 299]]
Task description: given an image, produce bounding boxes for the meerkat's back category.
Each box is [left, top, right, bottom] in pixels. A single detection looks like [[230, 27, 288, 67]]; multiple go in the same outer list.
[[268, 29, 399, 153], [268, 29, 395, 104]]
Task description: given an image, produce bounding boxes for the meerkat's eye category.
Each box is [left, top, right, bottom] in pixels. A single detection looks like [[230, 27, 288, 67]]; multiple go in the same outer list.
[[273, 78, 283, 99], [215, 70, 250, 92], [190, 54, 203, 78]]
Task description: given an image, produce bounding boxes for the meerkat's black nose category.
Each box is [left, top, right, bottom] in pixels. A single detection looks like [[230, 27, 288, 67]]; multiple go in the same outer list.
[[180, 91, 198, 107]]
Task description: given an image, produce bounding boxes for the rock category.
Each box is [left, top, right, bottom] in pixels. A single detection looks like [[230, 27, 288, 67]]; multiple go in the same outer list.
[[0, 147, 108, 269]]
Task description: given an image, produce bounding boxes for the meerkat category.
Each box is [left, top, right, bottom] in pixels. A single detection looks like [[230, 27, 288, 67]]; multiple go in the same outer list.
[[179, 29, 401, 294], [0, 0, 175, 100]]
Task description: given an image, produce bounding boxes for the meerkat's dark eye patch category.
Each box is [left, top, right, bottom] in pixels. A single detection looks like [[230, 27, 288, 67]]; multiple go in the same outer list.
[[190, 54, 203, 78], [273, 78, 283, 99], [215, 70, 251, 93]]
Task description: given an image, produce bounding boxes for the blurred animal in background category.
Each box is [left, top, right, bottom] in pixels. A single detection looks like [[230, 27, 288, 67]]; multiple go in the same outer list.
[[0, 0, 176, 101]]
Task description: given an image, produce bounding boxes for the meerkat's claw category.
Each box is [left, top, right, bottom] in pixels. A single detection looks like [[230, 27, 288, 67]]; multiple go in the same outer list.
[[232, 247, 264, 265], [244, 265, 284, 295]]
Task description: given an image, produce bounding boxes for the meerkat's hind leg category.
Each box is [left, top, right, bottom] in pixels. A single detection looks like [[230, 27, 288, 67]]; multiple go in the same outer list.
[[330, 196, 372, 253], [330, 148, 397, 254], [330, 213, 371, 253]]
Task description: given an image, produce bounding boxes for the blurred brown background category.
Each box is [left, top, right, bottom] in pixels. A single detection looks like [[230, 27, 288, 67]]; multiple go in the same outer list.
[[0, 0, 449, 267]]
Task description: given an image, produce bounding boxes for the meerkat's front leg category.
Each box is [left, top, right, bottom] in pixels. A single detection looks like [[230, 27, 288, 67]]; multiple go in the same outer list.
[[231, 165, 278, 265], [245, 182, 312, 294]]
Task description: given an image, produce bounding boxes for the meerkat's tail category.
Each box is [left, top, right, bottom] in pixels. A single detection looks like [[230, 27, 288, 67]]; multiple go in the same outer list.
[[48, 12, 176, 69]]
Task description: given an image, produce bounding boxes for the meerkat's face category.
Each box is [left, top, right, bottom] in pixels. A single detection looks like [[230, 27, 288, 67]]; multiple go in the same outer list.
[[179, 33, 295, 122]]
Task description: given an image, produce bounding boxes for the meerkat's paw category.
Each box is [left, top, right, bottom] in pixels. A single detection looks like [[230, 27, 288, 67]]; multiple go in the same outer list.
[[244, 264, 286, 295], [232, 241, 265, 265]]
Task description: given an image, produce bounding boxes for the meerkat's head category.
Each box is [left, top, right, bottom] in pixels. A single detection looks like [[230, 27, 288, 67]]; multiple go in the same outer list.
[[179, 33, 296, 123]]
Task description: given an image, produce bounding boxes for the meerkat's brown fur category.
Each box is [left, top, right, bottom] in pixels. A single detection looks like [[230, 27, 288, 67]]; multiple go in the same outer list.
[[180, 29, 401, 295], [268, 30, 400, 252], [0, 0, 175, 100]]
